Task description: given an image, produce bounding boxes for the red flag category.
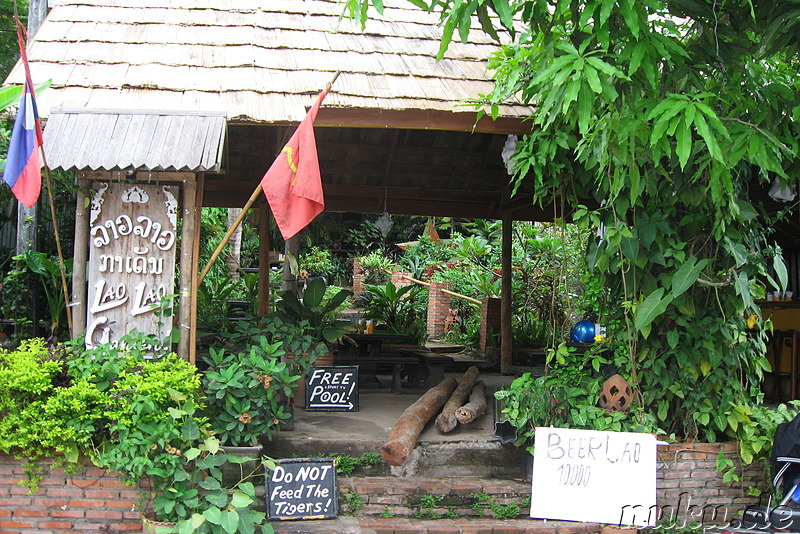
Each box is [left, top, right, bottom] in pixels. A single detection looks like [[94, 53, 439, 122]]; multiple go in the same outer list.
[[261, 89, 328, 240], [3, 19, 43, 208]]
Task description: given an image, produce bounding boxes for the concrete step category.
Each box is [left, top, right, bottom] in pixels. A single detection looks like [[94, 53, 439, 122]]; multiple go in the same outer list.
[[270, 516, 604, 534]]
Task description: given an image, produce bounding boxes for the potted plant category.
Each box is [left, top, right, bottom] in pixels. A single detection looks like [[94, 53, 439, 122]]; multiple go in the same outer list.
[[200, 334, 294, 483], [269, 277, 354, 405], [273, 277, 354, 350]]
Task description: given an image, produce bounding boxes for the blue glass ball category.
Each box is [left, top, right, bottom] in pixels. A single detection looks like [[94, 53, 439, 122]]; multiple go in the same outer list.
[[571, 320, 595, 343]]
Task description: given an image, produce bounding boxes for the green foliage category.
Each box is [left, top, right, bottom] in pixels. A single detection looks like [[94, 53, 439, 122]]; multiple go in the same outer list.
[[345, 0, 800, 444], [361, 282, 427, 344], [495, 347, 662, 454], [357, 251, 397, 285], [331, 451, 382, 476], [341, 490, 364, 516], [299, 246, 333, 276], [415, 494, 444, 519], [200, 337, 293, 446], [273, 277, 353, 345], [724, 401, 800, 487]]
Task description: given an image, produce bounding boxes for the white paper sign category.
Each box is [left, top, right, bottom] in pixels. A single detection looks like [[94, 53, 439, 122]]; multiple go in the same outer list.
[[530, 427, 657, 526]]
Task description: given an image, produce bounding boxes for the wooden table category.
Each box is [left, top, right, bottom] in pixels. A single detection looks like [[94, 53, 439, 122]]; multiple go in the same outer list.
[[336, 333, 416, 392]]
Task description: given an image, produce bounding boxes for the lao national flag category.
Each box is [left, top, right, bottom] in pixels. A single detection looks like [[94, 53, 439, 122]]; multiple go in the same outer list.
[[3, 80, 42, 208], [260, 89, 328, 240]]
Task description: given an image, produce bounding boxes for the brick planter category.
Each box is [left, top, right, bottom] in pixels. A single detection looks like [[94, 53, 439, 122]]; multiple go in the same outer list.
[[1, 441, 770, 531], [0, 454, 146, 533]]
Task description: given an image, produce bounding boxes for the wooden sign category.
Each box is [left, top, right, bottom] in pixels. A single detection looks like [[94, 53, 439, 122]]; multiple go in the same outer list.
[[305, 366, 358, 412], [85, 182, 178, 351], [266, 458, 338, 521], [530, 427, 657, 527]]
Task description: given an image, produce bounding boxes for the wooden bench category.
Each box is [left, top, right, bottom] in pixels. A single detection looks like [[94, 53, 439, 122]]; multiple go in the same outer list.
[[396, 349, 455, 388], [334, 353, 422, 394]]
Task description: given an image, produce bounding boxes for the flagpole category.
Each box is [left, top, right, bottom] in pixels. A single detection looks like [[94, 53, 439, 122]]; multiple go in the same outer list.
[[12, 15, 73, 335], [40, 149, 73, 334], [197, 71, 341, 286]]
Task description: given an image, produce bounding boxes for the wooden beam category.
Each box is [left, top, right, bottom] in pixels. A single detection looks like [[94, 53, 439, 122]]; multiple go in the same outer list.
[[312, 108, 533, 135]]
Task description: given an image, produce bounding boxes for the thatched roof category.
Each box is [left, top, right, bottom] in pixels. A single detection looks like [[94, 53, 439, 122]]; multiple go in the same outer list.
[[7, 0, 531, 130], [4, 0, 547, 220]]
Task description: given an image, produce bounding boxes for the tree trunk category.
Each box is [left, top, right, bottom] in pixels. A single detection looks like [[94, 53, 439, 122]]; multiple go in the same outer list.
[[381, 377, 457, 466], [435, 366, 479, 433], [226, 208, 242, 279], [282, 235, 300, 294], [456, 380, 487, 424]]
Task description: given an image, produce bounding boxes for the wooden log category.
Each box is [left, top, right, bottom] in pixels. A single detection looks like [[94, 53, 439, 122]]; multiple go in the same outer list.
[[435, 366, 480, 433], [455, 380, 487, 425], [381, 377, 458, 466]]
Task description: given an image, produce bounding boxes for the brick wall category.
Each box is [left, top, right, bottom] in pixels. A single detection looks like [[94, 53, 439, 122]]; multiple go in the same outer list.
[[655, 441, 768, 527], [390, 271, 413, 294], [352, 258, 365, 294], [0, 454, 146, 533]]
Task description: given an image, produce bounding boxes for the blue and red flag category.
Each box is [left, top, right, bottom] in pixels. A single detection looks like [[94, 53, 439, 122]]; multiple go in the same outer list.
[[3, 19, 43, 208]]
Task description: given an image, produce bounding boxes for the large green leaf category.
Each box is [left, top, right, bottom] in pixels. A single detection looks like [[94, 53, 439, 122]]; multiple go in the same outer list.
[[671, 257, 707, 298], [0, 80, 51, 111], [774, 254, 789, 291], [634, 288, 673, 333]]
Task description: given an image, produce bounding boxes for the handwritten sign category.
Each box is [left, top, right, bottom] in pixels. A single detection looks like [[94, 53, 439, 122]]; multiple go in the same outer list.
[[85, 182, 177, 350], [530, 427, 657, 527], [266, 458, 338, 521], [306, 366, 358, 412]]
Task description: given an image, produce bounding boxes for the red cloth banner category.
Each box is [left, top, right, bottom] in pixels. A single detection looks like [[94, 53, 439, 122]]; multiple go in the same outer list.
[[260, 89, 329, 240]]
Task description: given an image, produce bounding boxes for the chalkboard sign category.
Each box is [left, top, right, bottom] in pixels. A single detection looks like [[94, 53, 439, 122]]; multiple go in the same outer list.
[[305, 366, 358, 412], [266, 458, 338, 521], [529, 427, 657, 526]]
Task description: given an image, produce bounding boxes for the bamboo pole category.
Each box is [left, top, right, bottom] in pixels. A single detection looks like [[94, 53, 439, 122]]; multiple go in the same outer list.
[[400, 274, 481, 305], [40, 149, 72, 335]]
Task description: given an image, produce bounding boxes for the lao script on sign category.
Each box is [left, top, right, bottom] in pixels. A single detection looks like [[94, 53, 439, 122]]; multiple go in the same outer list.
[[85, 182, 178, 349], [530, 427, 657, 526]]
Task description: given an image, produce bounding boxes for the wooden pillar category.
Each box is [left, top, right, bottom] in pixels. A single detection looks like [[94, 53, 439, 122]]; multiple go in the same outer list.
[[258, 206, 271, 316], [189, 173, 204, 365], [70, 176, 90, 338], [283, 235, 300, 294], [501, 215, 512, 374], [178, 175, 197, 361]]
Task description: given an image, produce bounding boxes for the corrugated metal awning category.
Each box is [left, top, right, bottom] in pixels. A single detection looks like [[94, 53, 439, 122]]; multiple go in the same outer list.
[[42, 108, 227, 173]]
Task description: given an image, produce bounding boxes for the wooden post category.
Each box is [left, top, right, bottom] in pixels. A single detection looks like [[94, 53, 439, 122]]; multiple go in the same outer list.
[[178, 175, 197, 361], [501, 214, 512, 374], [435, 366, 480, 433], [189, 173, 204, 365], [70, 175, 90, 338], [258, 205, 271, 316], [381, 377, 458, 466]]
